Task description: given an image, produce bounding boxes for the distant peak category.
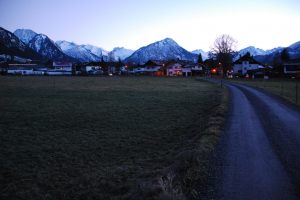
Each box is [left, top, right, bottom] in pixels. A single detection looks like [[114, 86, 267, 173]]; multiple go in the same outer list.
[[153, 37, 178, 47], [112, 47, 133, 52], [15, 28, 34, 32], [161, 37, 176, 43], [113, 47, 124, 50], [245, 46, 256, 49], [163, 37, 174, 41], [13, 28, 38, 44]]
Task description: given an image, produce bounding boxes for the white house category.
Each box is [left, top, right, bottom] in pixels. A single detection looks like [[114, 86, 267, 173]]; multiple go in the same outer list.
[[53, 61, 72, 71], [167, 63, 183, 76], [166, 62, 195, 77], [131, 66, 161, 74], [233, 54, 265, 76], [190, 64, 205, 76], [34, 66, 50, 75], [47, 61, 73, 75], [7, 64, 35, 75], [142, 60, 165, 76], [182, 67, 192, 77], [86, 66, 103, 75], [7, 64, 52, 75]]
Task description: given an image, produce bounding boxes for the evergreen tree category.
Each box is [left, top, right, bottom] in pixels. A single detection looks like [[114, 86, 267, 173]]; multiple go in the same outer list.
[[272, 52, 284, 76], [245, 52, 251, 58], [281, 48, 290, 62], [100, 56, 107, 72], [197, 53, 203, 64], [116, 58, 122, 70]]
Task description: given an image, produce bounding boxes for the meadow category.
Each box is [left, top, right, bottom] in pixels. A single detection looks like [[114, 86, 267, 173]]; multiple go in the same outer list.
[[0, 76, 227, 199], [229, 78, 300, 106]]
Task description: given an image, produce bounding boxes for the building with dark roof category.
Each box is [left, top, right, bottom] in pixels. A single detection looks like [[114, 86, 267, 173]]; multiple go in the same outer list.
[[284, 59, 300, 76], [233, 53, 265, 76]]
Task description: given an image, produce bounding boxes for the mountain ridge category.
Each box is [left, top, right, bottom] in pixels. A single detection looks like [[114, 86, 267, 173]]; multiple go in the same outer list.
[[28, 34, 72, 61], [0, 27, 42, 61], [14, 29, 37, 44], [56, 40, 101, 62], [2, 27, 299, 64], [125, 38, 198, 64]]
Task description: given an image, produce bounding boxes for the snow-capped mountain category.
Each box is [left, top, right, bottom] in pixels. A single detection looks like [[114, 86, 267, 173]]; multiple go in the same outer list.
[[56, 40, 101, 62], [125, 38, 197, 64], [238, 46, 266, 56], [289, 41, 300, 50], [14, 29, 37, 44], [233, 46, 266, 61], [191, 49, 208, 60], [265, 47, 283, 55], [288, 41, 300, 59], [109, 47, 134, 61], [0, 27, 41, 60], [82, 44, 109, 61], [28, 34, 71, 61], [253, 42, 300, 64], [234, 46, 285, 62], [7, 27, 300, 64]]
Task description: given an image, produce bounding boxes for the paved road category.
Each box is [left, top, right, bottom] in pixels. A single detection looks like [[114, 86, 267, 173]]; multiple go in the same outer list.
[[214, 81, 300, 200]]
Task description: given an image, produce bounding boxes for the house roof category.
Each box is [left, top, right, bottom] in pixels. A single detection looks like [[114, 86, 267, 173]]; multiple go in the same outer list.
[[8, 66, 33, 70], [84, 61, 102, 66], [9, 64, 37, 66], [166, 62, 182, 68], [284, 59, 300, 64], [53, 61, 72, 67], [233, 54, 263, 65], [144, 60, 166, 66]]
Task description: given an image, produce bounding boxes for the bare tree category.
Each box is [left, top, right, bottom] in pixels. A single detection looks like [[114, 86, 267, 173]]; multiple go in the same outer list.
[[211, 34, 237, 76], [211, 34, 237, 54]]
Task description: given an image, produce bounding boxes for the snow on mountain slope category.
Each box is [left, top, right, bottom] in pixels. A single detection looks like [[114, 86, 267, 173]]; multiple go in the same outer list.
[[265, 47, 283, 55], [83, 44, 109, 59], [28, 34, 70, 61], [0, 27, 42, 60], [1, 28, 26, 51], [191, 49, 208, 60], [289, 41, 300, 51], [125, 38, 197, 64], [287, 41, 300, 59], [56, 40, 76, 51], [233, 46, 266, 61], [56, 41, 101, 62], [238, 46, 266, 56], [14, 29, 37, 44], [109, 47, 134, 61]]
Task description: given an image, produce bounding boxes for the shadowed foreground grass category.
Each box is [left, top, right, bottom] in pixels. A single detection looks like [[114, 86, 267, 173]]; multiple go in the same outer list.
[[0, 76, 227, 200]]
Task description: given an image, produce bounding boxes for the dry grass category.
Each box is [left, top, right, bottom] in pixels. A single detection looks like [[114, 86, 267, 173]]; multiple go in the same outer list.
[[229, 78, 300, 106], [0, 76, 228, 199]]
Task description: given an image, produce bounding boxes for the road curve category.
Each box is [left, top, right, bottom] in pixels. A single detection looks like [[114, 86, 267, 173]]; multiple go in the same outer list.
[[214, 81, 300, 200]]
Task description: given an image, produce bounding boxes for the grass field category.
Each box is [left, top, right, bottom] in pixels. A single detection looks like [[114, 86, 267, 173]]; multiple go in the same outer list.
[[0, 76, 227, 200], [229, 78, 300, 106]]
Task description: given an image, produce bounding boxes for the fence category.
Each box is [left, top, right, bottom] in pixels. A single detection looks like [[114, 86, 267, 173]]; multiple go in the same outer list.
[[233, 79, 300, 106]]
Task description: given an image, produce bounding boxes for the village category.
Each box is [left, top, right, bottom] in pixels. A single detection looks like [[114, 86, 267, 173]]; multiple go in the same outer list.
[[1, 53, 299, 78]]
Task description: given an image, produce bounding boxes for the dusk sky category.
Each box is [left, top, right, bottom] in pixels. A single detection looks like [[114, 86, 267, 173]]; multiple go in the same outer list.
[[1, 0, 299, 51]]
